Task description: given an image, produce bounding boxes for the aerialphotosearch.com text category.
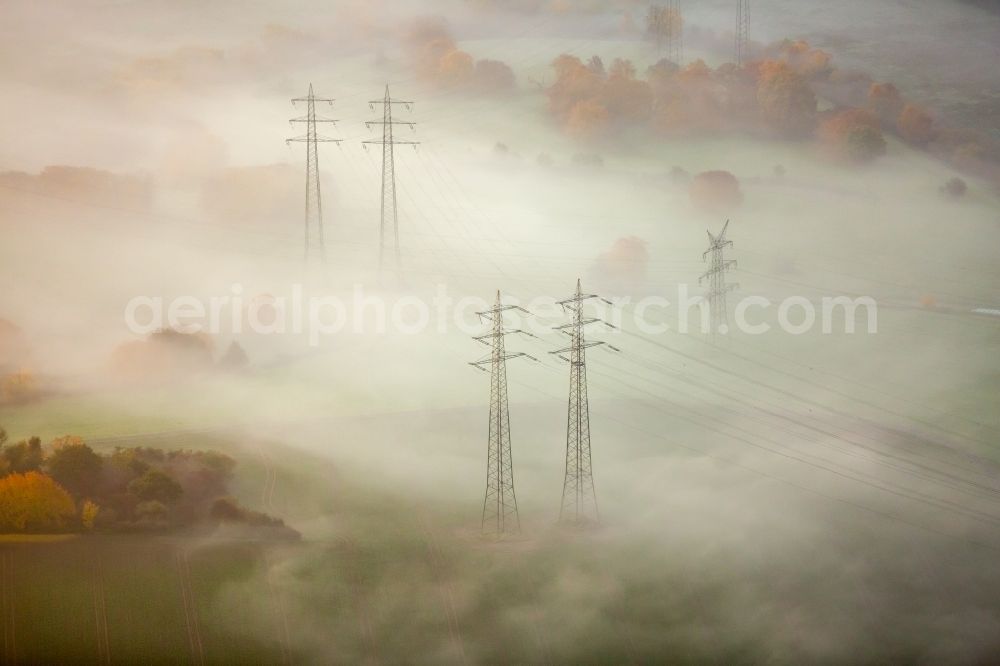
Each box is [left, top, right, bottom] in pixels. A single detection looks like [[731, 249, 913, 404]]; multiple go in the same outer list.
[[123, 283, 878, 346]]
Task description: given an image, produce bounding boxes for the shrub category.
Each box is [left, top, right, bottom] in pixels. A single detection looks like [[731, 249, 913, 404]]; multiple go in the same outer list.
[[941, 177, 967, 199], [898, 103, 935, 145], [689, 171, 743, 211]]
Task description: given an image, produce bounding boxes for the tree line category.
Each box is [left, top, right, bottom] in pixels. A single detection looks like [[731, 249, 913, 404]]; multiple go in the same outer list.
[[0, 427, 297, 538]]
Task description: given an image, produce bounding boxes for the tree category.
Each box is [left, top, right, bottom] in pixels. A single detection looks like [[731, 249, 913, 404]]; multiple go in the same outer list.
[[689, 170, 743, 211], [0, 472, 75, 532], [474, 59, 515, 92], [868, 82, 904, 128], [845, 125, 887, 163], [590, 236, 649, 290], [548, 55, 603, 123], [437, 48, 474, 87], [81, 499, 100, 530], [602, 59, 653, 123], [941, 177, 967, 199], [219, 341, 249, 369], [898, 103, 935, 146], [46, 442, 102, 498], [128, 469, 182, 504], [50, 435, 84, 450], [819, 108, 886, 163], [756, 61, 817, 138], [1, 370, 38, 404], [134, 500, 170, 528], [567, 99, 610, 138], [2, 436, 43, 474], [587, 56, 605, 77]]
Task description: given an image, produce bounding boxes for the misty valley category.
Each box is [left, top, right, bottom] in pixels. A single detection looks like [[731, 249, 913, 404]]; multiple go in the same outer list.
[[1, 0, 1000, 663]]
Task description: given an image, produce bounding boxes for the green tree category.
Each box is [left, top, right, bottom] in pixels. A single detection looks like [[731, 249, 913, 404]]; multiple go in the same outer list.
[[845, 125, 887, 163], [128, 469, 182, 504], [46, 443, 102, 498], [3, 436, 43, 474]]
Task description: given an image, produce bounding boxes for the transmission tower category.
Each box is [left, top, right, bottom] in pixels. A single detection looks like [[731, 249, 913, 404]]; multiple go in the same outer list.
[[363, 85, 418, 274], [287, 83, 341, 265], [699, 220, 739, 335], [735, 0, 751, 66], [469, 292, 537, 538], [667, 0, 684, 66], [551, 279, 620, 528], [648, 2, 684, 65]]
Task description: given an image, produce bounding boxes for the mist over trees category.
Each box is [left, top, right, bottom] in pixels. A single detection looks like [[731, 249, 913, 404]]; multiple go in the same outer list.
[[0, 428, 296, 538]]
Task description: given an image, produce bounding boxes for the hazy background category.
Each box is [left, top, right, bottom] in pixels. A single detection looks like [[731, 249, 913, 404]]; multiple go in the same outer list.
[[1, 0, 999, 662]]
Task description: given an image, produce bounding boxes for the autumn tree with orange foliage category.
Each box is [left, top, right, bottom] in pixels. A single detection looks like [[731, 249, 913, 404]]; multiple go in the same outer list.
[[405, 16, 516, 93], [898, 103, 936, 146], [437, 48, 474, 87], [1, 369, 38, 404], [756, 61, 817, 138], [601, 58, 653, 123], [547, 55, 603, 124], [766, 39, 833, 81], [689, 171, 743, 212], [590, 236, 649, 291], [567, 99, 611, 138], [819, 108, 886, 163], [0, 472, 75, 532], [868, 82, 904, 129]]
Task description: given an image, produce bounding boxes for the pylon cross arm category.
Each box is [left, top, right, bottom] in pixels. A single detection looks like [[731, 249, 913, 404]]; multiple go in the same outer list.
[[550, 340, 607, 355], [288, 135, 342, 143], [361, 140, 419, 146]]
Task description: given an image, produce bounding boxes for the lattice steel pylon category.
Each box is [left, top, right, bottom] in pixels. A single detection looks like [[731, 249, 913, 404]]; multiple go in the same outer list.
[[666, 0, 684, 66], [469, 292, 537, 538], [735, 0, 751, 66], [363, 84, 418, 274], [699, 220, 739, 336], [648, 2, 684, 65], [287, 83, 341, 265], [551, 279, 620, 527]]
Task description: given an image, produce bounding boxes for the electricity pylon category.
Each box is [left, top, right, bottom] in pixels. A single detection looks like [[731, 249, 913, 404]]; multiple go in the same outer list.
[[469, 292, 537, 538], [699, 220, 739, 336], [735, 0, 751, 66], [363, 85, 418, 274], [551, 279, 620, 528], [287, 84, 341, 265], [648, 2, 684, 65], [664, 1, 683, 66]]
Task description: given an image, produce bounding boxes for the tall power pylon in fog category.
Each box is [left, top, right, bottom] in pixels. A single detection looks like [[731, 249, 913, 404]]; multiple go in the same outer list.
[[363, 85, 418, 274], [287, 84, 341, 265], [648, 2, 684, 65], [666, 0, 684, 66], [469, 292, 537, 538], [700, 220, 739, 335], [735, 0, 751, 66], [551, 279, 620, 527]]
